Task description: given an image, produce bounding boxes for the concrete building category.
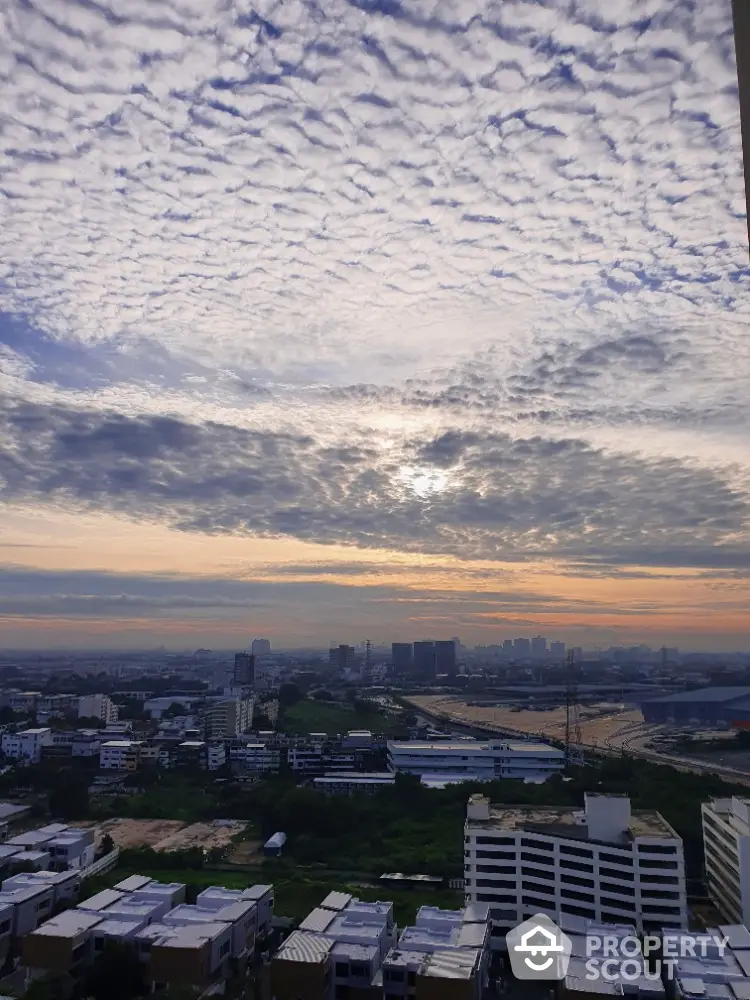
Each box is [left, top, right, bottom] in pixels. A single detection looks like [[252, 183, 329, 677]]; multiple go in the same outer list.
[[413, 641, 436, 680], [464, 793, 687, 937], [329, 645, 356, 672], [271, 893, 489, 1000], [388, 739, 565, 781], [233, 652, 255, 688], [228, 742, 282, 775], [391, 643, 413, 675], [435, 640, 458, 678], [202, 696, 253, 740], [6, 825, 96, 871], [1, 728, 53, 765], [513, 637, 531, 657], [702, 797, 750, 924], [78, 695, 118, 725], [99, 739, 142, 771], [641, 687, 750, 728], [551, 641, 566, 659], [251, 638, 271, 655], [531, 635, 548, 659], [23, 910, 103, 977], [313, 772, 396, 795]]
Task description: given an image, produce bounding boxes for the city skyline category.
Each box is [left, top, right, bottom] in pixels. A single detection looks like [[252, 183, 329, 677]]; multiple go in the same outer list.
[[0, 0, 748, 650]]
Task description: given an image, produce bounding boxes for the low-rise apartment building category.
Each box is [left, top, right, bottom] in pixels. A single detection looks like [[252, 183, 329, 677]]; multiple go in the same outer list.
[[271, 892, 490, 1000], [1, 728, 54, 765], [99, 739, 143, 770], [388, 739, 565, 780], [464, 792, 687, 937], [702, 796, 750, 924]]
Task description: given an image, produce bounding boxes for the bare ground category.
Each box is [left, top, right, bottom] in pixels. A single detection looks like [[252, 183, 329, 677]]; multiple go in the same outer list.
[[79, 818, 247, 852]]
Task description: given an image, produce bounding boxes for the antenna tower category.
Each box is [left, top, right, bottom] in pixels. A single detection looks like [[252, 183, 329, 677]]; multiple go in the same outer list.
[[565, 648, 584, 766]]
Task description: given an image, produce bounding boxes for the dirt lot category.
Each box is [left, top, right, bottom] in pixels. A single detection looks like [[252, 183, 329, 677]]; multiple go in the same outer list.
[[80, 818, 247, 852], [408, 694, 643, 747]]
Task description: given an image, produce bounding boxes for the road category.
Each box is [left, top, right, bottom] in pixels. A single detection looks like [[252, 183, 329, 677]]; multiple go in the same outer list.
[[410, 700, 750, 787]]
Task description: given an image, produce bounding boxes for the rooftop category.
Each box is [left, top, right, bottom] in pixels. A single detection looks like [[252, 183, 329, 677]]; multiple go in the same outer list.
[[114, 875, 152, 892], [0, 803, 29, 821], [421, 949, 480, 980], [79, 889, 126, 911], [642, 687, 750, 705], [32, 911, 102, 938], [388, 739, 560, 754], [469, 802, 674, 840], [93, 918, 147, 937]]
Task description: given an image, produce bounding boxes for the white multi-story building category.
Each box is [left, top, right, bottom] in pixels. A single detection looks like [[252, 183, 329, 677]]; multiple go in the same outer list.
[[1, 728, 53, 765], [228, 742, 282, 774], [464, 793, 687, 938], [99, 740, 142, 771], [702, 797, 750, 924], [387, 739, 565, 781], [78, 695, 119, 725]]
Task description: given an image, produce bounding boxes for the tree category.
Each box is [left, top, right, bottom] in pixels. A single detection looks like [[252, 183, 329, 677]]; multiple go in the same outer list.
[[312, 690, 334, 701], [99, 833, 115, 856], [278, 683, 300, 707], [49, 775, 89, 821]]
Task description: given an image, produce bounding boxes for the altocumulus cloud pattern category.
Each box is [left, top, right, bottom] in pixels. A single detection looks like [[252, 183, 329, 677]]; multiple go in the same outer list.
[[0, 0, 748, 575]]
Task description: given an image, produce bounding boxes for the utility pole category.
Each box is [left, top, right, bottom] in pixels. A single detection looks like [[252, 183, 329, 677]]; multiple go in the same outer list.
[[733, 0, 750, 254], [565, 649, 584, 766]]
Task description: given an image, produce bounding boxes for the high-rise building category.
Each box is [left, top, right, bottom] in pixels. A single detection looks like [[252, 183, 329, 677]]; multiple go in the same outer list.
[[251, 638, 271, 656], [513, 637, 531, 656], [531, 635, 547, 659], [78, 694, 119, 725], [233, 652, 255, 688], [434, 639, 457, 677], [391, 643, 413, 674], [702, 797, 750, 924], [502, 639, 513, 654], [413, 641, 436, 679], [550, 641, 566, 659], [203, 695, 254, 739], [465, 793, 687, 935], [329, 645, 355, 672]]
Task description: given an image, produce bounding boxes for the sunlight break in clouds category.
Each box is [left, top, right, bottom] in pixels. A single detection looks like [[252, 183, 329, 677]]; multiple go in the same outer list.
[[0, 0, 747, 647]]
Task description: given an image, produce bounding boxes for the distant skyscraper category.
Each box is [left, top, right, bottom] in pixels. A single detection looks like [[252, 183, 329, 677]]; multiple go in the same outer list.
[[550, 641, 566, 659], [251, 638, 271, 655], [391, 643, 413, 674], [435, 640, 457, 678], [513, 637, 531, 656], [233, 652, 255, 688], [531, 635, 548, 659], [502, 639, 514, 654], [330, 645, 355, 672], [413, 641, 436, 679]]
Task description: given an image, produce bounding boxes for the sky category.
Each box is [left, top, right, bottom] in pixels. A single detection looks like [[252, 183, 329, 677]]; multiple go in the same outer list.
[[0, 0, 748, 651]]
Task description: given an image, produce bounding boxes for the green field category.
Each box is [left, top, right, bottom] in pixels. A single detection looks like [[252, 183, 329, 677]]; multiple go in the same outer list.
[[280, 699, 405, 737], [84, 866, 462, 925]]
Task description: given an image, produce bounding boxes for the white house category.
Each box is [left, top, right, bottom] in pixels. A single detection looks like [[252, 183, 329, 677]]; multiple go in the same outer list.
[[702, 797, 750, 925], [1, 728, 53, 765]]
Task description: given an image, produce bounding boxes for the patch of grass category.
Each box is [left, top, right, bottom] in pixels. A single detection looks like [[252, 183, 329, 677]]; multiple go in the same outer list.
[[83, 866, 462, 926], [281, 699, 402, 737]]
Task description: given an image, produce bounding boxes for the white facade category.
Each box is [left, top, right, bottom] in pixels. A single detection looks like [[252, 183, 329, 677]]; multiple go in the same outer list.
[[388, 739, 565, 780], [702, 797, 750, 924], [99, 740, 142, 770], [1, 728, 53, 765], [78, 695, 119, 725], [229, 742, 282, 774], [464, 793, 687, 938]]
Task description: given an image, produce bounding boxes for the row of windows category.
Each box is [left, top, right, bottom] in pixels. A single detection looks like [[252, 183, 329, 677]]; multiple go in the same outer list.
[[468, 835, 678, 862]]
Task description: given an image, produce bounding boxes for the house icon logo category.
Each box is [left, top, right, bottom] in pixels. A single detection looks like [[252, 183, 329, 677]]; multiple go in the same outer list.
[[506, 914, 572, 980]]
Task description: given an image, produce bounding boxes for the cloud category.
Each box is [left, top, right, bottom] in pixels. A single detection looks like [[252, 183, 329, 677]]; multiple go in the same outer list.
[[1, 396, 748, 571]]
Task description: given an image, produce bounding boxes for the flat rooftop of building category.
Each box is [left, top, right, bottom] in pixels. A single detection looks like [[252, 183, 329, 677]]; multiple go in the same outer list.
[[276, 930, 333, 964], [0, 847, 21, 861], [12, 850, 49, 863], [93, 917, 147, 937], [0, 803, 30, 821], [32, 910, 102, 938], [6, 831, 55, 847], [388, 739, 559, 753], [299, 907, 336, 934], [642, 687, 750, 705], [469, 802, 674, 840], [240, 884, 273, 900], [332, 941, 380, 963]]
